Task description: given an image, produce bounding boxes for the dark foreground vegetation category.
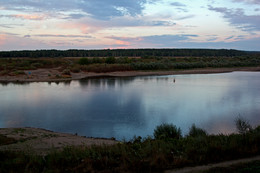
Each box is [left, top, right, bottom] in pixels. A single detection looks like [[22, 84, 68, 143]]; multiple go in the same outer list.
[[0, 118, 259, 173], [203, 160, 260, 173], [0, 49, 260, 75]]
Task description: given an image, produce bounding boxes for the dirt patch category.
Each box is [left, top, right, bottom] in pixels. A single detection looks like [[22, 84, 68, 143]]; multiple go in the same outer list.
[[165, 156, 260, 173], [0, 127, 117, 155]]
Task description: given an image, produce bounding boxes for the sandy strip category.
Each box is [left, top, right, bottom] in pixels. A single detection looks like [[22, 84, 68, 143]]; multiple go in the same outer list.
[[0, 127, 118, 155], [0, 66, 260, 82]]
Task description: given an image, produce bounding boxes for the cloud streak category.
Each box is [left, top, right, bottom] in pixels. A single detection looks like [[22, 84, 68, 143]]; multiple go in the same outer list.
[[1, 32, 259, 51], [79, 0, 147, 20], [0, 34, 49, 50], [107, 34, 198, 48], [0, 0, 259, 51], [0, 0, 147, 20], [106, 34, 260, 51], [208, 5, 260, 31], [232, 0, 260, 5], [34, 34, 92, 38], [170, 2, 186, 7], [0, 14, 46, 20]]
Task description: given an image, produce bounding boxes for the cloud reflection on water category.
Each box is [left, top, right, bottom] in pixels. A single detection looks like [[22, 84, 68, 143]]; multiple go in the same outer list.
[[0, 72, 259, 140]]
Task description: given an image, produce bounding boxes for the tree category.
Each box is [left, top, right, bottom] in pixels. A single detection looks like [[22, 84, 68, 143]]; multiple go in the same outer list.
[[78, 58, 89, 65], [188, 124, 207, 137]]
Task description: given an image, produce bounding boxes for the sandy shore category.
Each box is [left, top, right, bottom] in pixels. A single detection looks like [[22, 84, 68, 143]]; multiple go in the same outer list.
[[0, 66, 260, 82], [0, 127, 118, 155]]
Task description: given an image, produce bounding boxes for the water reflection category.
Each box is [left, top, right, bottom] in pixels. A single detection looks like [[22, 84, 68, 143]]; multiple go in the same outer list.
[[79, 77, 135, 89], [0, 72, 260, 140], [0, 81, 30, 86]]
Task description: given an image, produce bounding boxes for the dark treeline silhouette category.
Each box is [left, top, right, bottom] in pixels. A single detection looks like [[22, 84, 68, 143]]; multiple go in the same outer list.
[[0, 49, 256, 58]]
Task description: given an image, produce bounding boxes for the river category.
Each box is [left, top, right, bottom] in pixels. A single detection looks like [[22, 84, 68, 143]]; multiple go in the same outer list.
[[0, 71, 259, 140]]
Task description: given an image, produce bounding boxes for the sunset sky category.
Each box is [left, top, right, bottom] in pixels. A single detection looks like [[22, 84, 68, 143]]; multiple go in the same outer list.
[[0, 0, 259, 51]]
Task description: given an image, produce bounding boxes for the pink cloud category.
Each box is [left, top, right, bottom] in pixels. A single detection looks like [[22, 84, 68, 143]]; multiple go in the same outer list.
[[0, 34, 49, 50], [57, 22, 101, 34], [0, 34, 7, 46], [14, 14, 46, 20], [115, 40, 131, 46]]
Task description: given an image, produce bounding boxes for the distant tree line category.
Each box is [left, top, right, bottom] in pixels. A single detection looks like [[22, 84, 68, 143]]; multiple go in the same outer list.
[[0, 49, 256, 58]]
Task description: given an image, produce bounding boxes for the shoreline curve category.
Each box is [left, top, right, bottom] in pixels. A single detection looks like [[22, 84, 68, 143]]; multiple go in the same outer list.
[[0, 66, 260, 83]]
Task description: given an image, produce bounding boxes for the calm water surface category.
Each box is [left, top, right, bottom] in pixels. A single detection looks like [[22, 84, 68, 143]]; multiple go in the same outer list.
[[0, 72, 260, 140]]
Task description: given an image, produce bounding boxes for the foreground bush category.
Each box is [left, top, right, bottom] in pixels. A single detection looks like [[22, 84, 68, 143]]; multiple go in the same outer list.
[[188, 124, 207, 137], [154, 123, 182, 140]]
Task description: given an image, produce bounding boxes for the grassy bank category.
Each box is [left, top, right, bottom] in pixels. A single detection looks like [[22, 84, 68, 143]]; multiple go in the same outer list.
[[0, 55, 260, 76], [0, 119, 260, 173]]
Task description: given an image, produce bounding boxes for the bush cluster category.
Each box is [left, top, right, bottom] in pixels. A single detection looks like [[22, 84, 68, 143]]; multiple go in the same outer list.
[[1, 55, 260, 75]]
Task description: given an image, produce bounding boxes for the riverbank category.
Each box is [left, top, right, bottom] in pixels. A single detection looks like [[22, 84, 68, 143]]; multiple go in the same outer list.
[[0, 66, 260, 82], [0, 127, 117, 155]]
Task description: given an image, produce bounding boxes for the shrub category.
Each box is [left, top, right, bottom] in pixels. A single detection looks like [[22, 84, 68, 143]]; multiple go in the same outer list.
[[254, 125, 260, 133], [70, 65, 81, 73], [131, 62, 170, 70], [105, 57, 116, 64], [78, 58, 89, 65], [0, 70, 8, 75], [154, 123, 182, 140], [235, 117, 252, 134], [85, 64, 132, 73], [10, 70, 25, 76], [188, 124, 207, 137], [91, 57, 103, 64], [62, 69, 71, 75], [117, 57, 132, 64], [30, 62, 43, 68]]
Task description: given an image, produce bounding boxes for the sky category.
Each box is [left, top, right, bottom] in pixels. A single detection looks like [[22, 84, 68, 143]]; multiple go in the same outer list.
[[0, 0, 260, 51]]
